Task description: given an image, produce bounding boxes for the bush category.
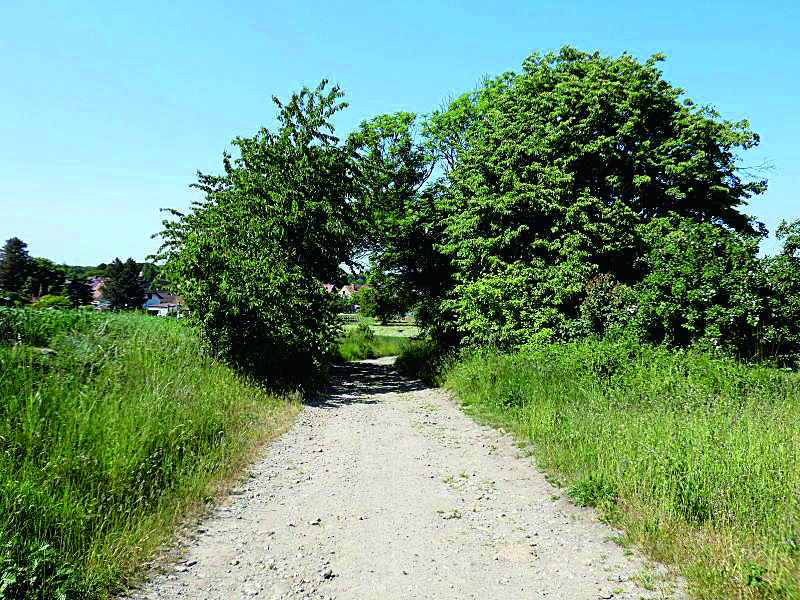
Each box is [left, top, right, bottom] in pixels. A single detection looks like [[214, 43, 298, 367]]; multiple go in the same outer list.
[[762, 219, 800, 365], [564, 273, 636, 339], [157, 82, 363, 394], [632, 217, 768, 354], [32, 295, 73, 310]]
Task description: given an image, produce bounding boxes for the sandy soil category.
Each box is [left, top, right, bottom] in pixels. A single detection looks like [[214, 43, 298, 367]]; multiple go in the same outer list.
[[122, 357, 683, 600]]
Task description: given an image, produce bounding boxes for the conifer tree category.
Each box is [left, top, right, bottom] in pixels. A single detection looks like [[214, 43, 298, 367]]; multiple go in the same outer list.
[[103, 258, 146, 310], [0, 237, 30, 293], [64, 276, 94, 307]]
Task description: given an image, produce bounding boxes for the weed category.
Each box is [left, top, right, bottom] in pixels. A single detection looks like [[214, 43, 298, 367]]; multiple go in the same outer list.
[[745, 562, 767, 588], [543, 473, 565, 488]]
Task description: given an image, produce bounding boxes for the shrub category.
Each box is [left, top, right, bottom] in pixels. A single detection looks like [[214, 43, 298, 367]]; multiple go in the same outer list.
[[33, 295, 73, 310], [631, 216, 771, 360], [157, 82, 363, 394]]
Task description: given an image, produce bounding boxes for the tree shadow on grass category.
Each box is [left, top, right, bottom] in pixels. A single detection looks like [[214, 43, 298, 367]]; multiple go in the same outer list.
[[310, 359, 428, 409]]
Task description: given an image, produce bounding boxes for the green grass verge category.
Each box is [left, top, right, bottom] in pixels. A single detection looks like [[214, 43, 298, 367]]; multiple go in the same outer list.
[[408, 336, 800, 599], [0, 308, 300, 599]]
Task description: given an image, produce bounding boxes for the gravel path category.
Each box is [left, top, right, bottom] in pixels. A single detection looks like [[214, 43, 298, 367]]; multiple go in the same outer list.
[[123, 357, 683, 600]]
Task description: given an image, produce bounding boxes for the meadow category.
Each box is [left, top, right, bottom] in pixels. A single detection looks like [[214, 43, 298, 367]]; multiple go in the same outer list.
[[434, 336, 800, 599], [0, 308, 299, 599], [334, 315, 418, 362]]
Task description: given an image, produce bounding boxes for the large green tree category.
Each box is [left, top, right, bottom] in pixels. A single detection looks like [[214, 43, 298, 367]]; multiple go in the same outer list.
[[158, 81, 365, 393], [64, 276, 94, 308], [0, 237, 31, 294], [348, 113, 457, 341], [103, 258, 146, 311], [25, 257, 67, 297], [439, 47, 767, 349]]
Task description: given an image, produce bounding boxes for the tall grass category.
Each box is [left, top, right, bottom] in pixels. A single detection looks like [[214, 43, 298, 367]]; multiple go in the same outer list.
[[0, 309, 299, 599], [439, 336, 800, 599], [393, 338, 454, 386]]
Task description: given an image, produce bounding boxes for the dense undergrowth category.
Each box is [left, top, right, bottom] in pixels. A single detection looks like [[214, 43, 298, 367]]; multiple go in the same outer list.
[[399, 336, 800, 599], [0, 308, 299, 599]]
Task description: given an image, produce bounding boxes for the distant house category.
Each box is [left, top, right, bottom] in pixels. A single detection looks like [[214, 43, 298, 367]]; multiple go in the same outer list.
[[88, 276, 108, 301], [338, 284, 369, 298], [143, 289, 183, 317], [145, 300, 182, 317]]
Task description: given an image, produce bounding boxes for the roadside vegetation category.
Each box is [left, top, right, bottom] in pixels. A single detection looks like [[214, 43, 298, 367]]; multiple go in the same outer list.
[[428, 338, 799, 599], [0, 308, 298, 599]]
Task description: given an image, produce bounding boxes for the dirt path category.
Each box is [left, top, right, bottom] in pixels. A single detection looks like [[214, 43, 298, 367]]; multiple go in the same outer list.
[[124, 357, 683, 600]]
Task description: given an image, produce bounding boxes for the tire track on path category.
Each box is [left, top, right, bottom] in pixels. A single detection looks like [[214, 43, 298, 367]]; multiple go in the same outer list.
[[123, 356, 683, 600]]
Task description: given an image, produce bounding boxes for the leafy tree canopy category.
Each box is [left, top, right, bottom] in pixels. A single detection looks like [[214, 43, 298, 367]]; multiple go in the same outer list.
[[356, 283, 409, 325], [157, 81, 365, 393], [140, 262, 160, 282], [348, 113, 456, 339], [25, 257, 67, 297], [438, 47, 767, 349]]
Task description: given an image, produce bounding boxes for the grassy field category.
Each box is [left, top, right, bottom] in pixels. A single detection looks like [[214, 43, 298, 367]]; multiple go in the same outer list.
[[0, 308, 300, 599], [415, 336, 800, 599], [335, 315, 419, 362]]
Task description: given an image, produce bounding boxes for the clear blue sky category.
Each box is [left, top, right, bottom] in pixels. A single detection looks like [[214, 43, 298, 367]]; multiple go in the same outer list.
[[1, 0, 797, 265]]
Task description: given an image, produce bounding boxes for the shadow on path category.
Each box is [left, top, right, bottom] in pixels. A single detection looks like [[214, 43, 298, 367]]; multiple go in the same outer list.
[[310, 360, 428, 409]]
